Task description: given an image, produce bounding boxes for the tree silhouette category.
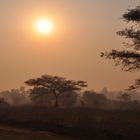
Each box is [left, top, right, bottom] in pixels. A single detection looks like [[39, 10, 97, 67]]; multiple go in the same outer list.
[[129, 78, 140, 90], [25, 75, 87, 108], [83, 90, 108, 109], [101, 6, 140, 90], [118, 92, 131, 103], [59, 91, 78, 108], [118, 92, 131, 109], [30, 87, 54, 106]]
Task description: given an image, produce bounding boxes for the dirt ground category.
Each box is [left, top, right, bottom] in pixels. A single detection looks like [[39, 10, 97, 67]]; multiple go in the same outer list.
[[0, 125, 72, 140]]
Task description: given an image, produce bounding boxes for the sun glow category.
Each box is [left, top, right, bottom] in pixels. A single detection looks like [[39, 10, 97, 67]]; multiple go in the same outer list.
[[35, 19, 54, 34]]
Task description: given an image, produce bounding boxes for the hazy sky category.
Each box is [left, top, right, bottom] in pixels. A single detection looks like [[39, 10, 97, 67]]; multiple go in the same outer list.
[[0, 0, 140, 91]]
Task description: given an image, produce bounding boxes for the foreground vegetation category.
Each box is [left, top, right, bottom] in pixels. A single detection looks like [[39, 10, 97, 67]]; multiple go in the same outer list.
[[0, 106, 139, 139]]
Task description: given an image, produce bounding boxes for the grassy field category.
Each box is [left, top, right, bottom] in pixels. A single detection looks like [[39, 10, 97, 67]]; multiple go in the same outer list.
[[0, 106, 140, 139]]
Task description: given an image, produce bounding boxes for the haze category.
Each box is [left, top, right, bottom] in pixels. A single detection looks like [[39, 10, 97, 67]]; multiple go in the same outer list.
[[0, 0, 139, 91]]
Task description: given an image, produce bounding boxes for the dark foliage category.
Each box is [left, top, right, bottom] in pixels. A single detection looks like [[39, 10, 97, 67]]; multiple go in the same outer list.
[[129, 78, 140, 90], [25, 75, 87, 108], [0, 98, 9, 107], [123, 6, 140, 22], [101, 6, 140, 90], [102, 50, 140, 71], [30, 87, 54, 106], [1, 106, 140, 139], [82, 91, 108, 109]]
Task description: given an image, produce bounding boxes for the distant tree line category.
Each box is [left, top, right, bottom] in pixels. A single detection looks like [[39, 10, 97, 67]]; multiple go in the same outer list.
[[0, 74, 140, 110]]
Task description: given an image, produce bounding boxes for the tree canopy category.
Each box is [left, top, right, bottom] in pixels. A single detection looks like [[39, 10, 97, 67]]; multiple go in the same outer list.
[[101, 6, 140, 90], [25, 75, 87, 108]]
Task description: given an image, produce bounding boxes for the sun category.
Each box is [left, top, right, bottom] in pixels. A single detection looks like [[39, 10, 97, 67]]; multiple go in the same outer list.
[[35, 19, 54, 34]]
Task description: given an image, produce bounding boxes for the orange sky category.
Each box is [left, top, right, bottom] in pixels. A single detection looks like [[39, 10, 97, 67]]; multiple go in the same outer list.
[[0, 0, 139, 91]]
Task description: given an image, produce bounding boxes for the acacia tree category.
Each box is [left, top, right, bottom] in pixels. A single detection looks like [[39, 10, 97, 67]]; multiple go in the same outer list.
[[25, 75, 87, 108], [102, 6, 140, 90], [29, 87, 54, 106]]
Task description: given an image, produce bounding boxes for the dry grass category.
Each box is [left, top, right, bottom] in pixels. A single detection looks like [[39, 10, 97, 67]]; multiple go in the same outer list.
[[0, 106, 140, 139]]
